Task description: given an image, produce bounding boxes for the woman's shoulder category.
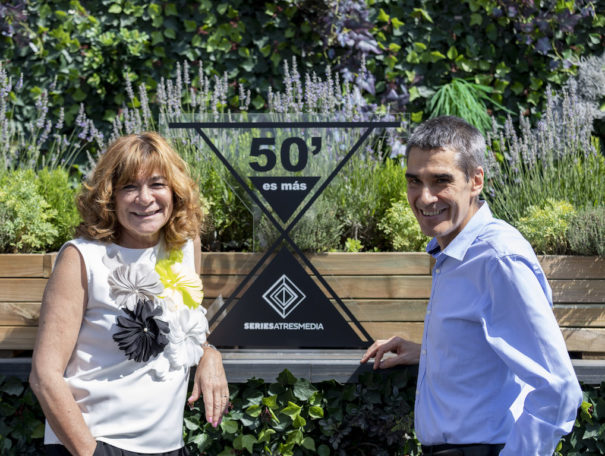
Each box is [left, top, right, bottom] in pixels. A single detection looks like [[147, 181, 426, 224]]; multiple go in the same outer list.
[[60, 238, 113, 261]]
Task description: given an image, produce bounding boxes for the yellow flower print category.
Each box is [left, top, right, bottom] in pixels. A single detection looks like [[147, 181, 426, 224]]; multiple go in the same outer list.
[[155, 250, 204, 310]]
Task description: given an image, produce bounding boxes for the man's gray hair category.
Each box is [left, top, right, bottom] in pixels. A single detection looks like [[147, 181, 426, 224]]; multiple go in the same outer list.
[[406, 116, 486, 180]]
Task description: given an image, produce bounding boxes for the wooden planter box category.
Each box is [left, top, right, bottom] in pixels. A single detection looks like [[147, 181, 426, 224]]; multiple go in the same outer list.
[[1, 252, 604, 357]]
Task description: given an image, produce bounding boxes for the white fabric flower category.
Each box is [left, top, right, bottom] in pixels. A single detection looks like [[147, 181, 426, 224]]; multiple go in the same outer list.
[[162, 305, 208, 371], [108, 264, 165, 312]]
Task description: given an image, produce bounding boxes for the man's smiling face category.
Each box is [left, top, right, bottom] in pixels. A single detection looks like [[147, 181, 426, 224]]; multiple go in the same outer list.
[[405, 146, 484, 250]]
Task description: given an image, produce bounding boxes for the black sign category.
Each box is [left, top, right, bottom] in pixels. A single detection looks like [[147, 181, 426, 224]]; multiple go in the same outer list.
[[168, 117, 400, 349]]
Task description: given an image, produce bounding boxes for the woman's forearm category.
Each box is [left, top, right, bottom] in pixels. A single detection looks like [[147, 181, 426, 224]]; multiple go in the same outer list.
[[30, 368, 97, 456]]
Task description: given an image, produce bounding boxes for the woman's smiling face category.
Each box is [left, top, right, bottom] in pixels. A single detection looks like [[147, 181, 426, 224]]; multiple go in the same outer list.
[[115, 169, 173, 249], [405, 146, 484, 250]]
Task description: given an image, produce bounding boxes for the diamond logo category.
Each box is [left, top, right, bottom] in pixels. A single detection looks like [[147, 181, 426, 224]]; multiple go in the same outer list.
[[262, 274, 306, 319]]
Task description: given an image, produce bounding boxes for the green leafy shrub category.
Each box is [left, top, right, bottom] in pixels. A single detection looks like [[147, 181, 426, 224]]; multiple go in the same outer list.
[[183, 369, 419, 456], [0, 169, 58, 253], [0, 376, 45, 455], [8, 371, 603, 455], [378, 200, 430, 252], [556, 382, 605, 455], [327, 157, 408, 252], [2, 0, 602, 136], [343, 238, 363, 253], [567, 206, 605, 256], [256, 197, 345, 253], [0, 168, 79, 253], [515, 199, 575, 255], [34, 168, 81, 251]]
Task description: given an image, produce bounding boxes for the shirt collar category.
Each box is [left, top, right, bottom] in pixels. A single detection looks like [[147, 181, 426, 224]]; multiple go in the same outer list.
[[425, 201, 493, 261]]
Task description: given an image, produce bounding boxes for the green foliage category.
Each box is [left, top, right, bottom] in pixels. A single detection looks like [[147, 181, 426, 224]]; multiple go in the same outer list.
[[343, 237, 363, 253], [378, 199, 430, 252], [327, 157, 408, 252], [515, 199, 575, 255], [184, 369, 419, 456], [370, 0, 603, 122], [567, 206, 605, 256], [0, 168, 79, 253], [427, 78, 512, 134], [256, 196, 345, 253], [34, 168, 81, 251], [0, 169, 58, 253], [0, 376, 45, 455], [5, 372, 604, 455], [556, 382, 605, 455], [1, 0, 602, 134], [0, 0, 327, 128]]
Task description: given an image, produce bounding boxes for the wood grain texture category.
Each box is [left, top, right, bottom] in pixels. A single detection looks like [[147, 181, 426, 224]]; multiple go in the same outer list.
[[0, 279, 47, 302]]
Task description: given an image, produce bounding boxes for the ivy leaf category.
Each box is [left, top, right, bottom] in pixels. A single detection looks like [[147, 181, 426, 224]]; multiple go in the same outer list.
[[309, 405, 324, 419], [583, 424, 601, 439], [447, 46, 458, 60], [285, 428, 304, 445], [302, 436, 316, 451], [108, 4, 122, 14], [277, 369, 297, 386], [258, 427, 276, 443], [262, 395, 278, 409], [281, 401, 302, 419], [220, 419, 239, 434], [411, 8, 433, 23], [470, 13, 483, 26], [293, 378, 316, 401], [377, 9, 390, 23], [318, 444, 331, 456], [164, 3, 178, 16], [388, 43, 401, 52], [233, 434, 257, 453], [245, 404, 262, 417], [217, 3, 228, 15], [184, 20, 197, 33], [1, 377, 24, 396], [72, 88, 87, 102], [184, 417, 199, 431], [292, 414, 307, 428]]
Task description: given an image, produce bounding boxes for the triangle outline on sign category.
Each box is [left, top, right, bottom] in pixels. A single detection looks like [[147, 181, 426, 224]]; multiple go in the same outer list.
[[167, 119, 401, 348], [249, 176, 320, 223], [209, 247, 365, 348]]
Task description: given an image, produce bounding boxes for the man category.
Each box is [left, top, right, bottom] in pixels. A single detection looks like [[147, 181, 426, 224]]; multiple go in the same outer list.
[[361, 116, 582, 456]]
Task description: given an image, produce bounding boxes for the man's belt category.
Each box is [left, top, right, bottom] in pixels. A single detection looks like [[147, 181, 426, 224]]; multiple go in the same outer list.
[[421, 443, 505, 456]]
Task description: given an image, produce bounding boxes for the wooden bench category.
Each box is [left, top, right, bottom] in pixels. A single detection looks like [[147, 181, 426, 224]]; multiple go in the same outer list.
[[1, 252, 604, 357], [200, 253, 605, 358]]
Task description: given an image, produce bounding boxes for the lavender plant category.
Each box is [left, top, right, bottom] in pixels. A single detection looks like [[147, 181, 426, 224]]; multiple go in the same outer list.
[[0, 61, 103, 171], [484, 82, 604, 224], [110, 58, 405, 251]]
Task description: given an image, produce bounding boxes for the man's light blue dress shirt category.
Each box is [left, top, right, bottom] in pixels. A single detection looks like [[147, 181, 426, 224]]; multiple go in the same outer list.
[[415, 202, 582, 455]]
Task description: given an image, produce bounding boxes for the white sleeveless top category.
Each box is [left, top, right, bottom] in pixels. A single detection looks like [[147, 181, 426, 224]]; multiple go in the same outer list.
[[44, 237, 208, 453]]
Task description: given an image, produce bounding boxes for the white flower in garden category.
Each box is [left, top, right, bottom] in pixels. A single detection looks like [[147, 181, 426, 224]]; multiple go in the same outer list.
[[162, 305, 208, 371], [107, 264, 164, 312]]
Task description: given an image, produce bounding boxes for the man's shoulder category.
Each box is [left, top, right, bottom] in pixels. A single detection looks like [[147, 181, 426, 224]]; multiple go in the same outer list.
[[473, 217, 537, 261]]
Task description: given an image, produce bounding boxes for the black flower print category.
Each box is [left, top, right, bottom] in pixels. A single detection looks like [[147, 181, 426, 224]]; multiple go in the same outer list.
[[113, 298, 170, 362]]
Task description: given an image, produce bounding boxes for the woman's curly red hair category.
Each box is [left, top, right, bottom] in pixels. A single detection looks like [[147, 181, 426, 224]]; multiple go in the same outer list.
[[76, 132, 203, 250]]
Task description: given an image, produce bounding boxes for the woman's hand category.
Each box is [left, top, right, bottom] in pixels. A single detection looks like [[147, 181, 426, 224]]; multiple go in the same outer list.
[[188, 346, 229, 428]]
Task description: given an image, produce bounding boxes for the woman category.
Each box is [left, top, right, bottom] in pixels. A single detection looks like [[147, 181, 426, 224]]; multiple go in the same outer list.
[[30, 132, 229, 456]]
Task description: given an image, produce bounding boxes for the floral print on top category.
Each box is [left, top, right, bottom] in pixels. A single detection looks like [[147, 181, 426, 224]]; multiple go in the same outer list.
[[106, 245, 208, 378]]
